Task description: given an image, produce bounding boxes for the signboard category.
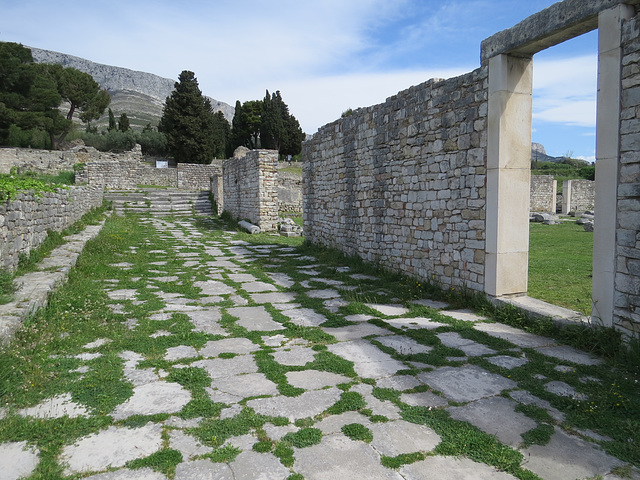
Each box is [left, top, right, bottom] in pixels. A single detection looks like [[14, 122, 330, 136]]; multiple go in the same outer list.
[[156, 160, 169, 169]]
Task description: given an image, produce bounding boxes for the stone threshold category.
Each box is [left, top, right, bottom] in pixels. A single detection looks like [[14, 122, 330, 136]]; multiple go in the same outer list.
[[491, 294, 592, 327], [0, 219, 107, 346]]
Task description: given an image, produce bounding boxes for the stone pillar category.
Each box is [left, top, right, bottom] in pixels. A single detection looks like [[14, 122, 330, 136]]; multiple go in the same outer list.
[[485, 54, 533, 297], [562, 180, 573, 214], [593, 4, 635, 326]]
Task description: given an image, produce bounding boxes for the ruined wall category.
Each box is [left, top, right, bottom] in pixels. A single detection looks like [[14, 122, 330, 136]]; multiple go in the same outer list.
[[0, 145, 143, 175], [530, 175, 557, 212], [85, 160, 220, 190], [0, 185, 104, 272], [564, 179, 595, 213], [278, 172, 302, 213], [223, 150, 279, 232], [303, 69, 488, 291], [615, 14, 640, 336], [211, 176, 224, 215], [177, 162, 221, 190]]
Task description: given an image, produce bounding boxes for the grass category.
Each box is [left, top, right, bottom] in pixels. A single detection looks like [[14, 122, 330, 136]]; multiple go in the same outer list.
[[0, 211, 637, 479], [528, 221, 593, 314]]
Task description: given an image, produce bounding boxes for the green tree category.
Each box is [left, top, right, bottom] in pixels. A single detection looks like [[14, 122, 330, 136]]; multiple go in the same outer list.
[[118, 112, 130, 132], [230, 99, 262, 150], [107, 108, 117, 132], [159, 70, 228, 164], [259, 90, 304, 156]]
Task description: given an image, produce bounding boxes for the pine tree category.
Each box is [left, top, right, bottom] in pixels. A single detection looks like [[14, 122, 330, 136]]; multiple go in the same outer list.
[[108, 108, 116, 131], [159, 70, 226, 164], [118, 112, 130, 132]]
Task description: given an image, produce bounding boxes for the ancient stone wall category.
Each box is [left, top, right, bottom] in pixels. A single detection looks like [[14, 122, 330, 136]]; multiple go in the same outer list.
[[615, 14, 640, 336], [210, 176, 224, 215], [0, 145, 144, 175], [223, 150, 279, 232], [278, 172, 302, 213], [177, 162, 222, 190], [303, 70, 488, 291], [530, 175, 557, 212], [0, 185, 104, 272], [85, 160, 220, 190], [564, 179, 596, 213]]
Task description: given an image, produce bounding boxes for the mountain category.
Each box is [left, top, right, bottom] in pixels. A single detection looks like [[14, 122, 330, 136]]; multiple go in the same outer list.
[[28, 47, 234, 131]]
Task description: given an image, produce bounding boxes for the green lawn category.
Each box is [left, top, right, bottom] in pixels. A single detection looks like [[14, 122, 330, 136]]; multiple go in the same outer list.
[[528, 222, 593, 315]]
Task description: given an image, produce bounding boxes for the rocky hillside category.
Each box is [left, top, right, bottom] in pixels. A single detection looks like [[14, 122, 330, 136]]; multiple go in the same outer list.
[[29, 47, 234, 130]]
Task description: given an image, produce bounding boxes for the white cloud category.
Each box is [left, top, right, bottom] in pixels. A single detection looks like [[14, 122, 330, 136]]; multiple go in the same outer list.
[[532, 54, 597, 127]]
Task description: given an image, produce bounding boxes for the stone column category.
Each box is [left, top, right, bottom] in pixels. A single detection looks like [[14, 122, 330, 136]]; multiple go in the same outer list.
[[485, 54, 533, 297], [593, 4, 635, 326]]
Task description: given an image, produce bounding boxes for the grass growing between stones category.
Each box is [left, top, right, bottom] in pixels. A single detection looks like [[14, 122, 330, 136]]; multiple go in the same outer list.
[[1, 210, 638, 479], [528, 222, 593, 314]]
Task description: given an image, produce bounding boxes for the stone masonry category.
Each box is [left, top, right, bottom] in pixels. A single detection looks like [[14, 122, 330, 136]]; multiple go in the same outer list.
[[223, 150, 279, 232], [0, 185, 104, 272], [303, 70, 488, 291], [616, 13, 640, 335], [530, 175, 557, 212], [563, 179, 595, 213]]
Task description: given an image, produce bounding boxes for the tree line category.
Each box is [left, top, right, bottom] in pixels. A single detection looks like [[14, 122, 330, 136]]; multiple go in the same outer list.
[[0, 42, 305, 164]]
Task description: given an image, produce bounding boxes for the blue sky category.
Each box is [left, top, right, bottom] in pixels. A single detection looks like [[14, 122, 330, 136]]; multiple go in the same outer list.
[[1, 0, 598, 160]]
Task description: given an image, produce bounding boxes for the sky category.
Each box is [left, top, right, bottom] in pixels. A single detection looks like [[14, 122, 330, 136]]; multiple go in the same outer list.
[[1, 0, 599, 161]]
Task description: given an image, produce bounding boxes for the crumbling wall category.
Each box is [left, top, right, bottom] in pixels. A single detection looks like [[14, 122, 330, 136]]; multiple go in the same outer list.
[[222, 150, 279, 231], [0, 185, 104, 272], [615, 13, 640, 336], [530, 175, 557, 212], [278, 172, 302, 213], [303, 70, 488, 291]]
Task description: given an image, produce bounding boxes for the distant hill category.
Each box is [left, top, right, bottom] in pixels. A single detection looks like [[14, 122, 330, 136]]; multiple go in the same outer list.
[[29, 47, 234, 131]]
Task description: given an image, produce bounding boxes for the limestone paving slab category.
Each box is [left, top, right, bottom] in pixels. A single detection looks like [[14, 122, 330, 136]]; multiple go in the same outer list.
[[193, 280, 236, 295], [168, 430, 213, 459], [227, 305, 286, 331], [350, 384, 402, 420], [293, 434, 404, 480], [183, 308, 228, 335], [211, 372, 279, 397], [328, 340, 406, 379], [486, 355, 529, 369], [322, 323, 391, 341], [280, 307, 328, 327], [400, 390, 450, 408], [474, 322, 555, 348], [386, 316, 448, 330], [535, 344, 604, 365], [249, 292, 297, 304], [60, 424, 163, 475], [84, 468, 167, 480], [365, 303, 410, 316], [314, 411, 372, 434], [192, 355, 258, 379], [246, 387, 342, 421], [240, 281, 278, 293], [376, 375, 423, 391], [18, 393, 89, 419], [0, 440, 39, 480], [399, 456, 519, 479], [164, 345, 198, 361], [437, 331, 496, 356], [271, 345, 316, 366], [522, 427, 624, 480], [374, 335, 433, 355], [417, 365, 517, 403], [286, 370, 352, 389], [111, 382, 191, 420], [369, 420, 441, 456], [200, 337, 258, 357], [448, 397, 537, 447]]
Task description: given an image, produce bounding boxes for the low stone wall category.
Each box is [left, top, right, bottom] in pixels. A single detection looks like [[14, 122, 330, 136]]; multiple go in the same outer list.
[[0, 145, 144, 175], [222, 150, 279, 232], [0, 185, 104, 272], [278, 172, 302, 213], [85, 159, 221, 190], [303, 69, 488, 291], [615, 15, 640, 336], [530, 175, 557, 212]]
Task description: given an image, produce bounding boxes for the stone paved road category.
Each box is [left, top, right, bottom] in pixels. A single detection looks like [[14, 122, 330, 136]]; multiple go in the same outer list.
[[0, 215, 637, 480]]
